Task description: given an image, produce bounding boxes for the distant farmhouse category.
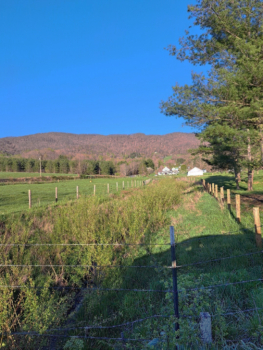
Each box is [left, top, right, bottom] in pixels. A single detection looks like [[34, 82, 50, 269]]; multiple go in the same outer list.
[[157, 166, 179, 176], [187, 167, 204, 176]]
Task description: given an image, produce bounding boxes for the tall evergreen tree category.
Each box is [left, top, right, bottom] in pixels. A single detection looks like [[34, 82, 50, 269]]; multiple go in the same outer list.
[[161, 0, 263, 190]]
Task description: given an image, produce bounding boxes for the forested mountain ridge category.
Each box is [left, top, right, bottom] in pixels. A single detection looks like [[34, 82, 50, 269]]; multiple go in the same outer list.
[[0, 132, 199, 159]]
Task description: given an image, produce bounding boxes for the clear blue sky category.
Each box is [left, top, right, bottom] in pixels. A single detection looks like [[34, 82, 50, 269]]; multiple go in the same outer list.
[[0, 0, 202, 138]]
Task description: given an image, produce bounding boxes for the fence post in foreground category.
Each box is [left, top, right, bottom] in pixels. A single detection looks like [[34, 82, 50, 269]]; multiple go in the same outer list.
[[28, 190, 31, 209], [94, 185, 96, 196], [170, 226, 179, 334], [220, 187, 224, 204], [55, 187, 58, 202], [209, 183, 211, 194], [227, 189, 231, 210], [215, 185, 218, 200], [253, 207, 262, 247], [236, 194, 241, 223], [121, 332, 126, 348], [76, 186, 79, 199], [107, 183, 109, 194], [122, 181, 124, 189], [200, 312, 212, 344], [212, 183, 215, 196]]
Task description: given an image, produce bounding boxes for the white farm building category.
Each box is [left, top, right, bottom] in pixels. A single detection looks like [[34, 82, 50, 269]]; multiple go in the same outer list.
[[187, 167, 204, 176]]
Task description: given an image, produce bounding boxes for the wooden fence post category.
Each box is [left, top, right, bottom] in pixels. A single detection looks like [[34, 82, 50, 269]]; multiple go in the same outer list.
[[253, 207, 262, 247], [76, 186, 79, 199], [200, 312, 212, 344], [94, 185, 96, 196], [122, 181, 124, 189], [107, 183, 109, 194], [55, 187, 58, 202], [227, 189, 231, 210], [236, 194, 241, 223], [170, 226, 179, 333], [215, 185, 218, 200], [209, 183, 211, 194], [220, 187, 224, 204], [212, 183, 215, 196], [28, 190, 31, 209]]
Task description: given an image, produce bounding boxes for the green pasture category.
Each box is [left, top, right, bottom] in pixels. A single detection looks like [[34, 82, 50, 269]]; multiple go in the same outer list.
[[0, 176, 147, 215], [0, 171, 78, 179]]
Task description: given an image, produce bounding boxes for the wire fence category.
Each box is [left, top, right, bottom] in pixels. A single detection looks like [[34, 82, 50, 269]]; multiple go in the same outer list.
[[1, 224, 262, 348], [1, 177, 150, 215]]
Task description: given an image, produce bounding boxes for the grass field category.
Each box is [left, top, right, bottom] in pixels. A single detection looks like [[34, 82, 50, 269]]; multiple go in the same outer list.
[[0, 176, 148, 215], [1, 177, 262, 348], [0, 172, 78, 179], [69, 182, 263, 349]]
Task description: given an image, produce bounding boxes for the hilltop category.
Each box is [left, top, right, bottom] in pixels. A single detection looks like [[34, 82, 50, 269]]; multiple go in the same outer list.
[[0, 132, 199, 159]]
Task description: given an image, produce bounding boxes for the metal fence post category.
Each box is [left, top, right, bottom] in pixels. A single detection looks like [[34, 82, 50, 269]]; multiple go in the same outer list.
[[170, 226, 179, 334]]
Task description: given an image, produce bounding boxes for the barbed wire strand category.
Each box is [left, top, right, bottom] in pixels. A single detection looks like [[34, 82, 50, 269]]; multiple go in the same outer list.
[[1, 277, 263, 293], [7, 332, 154, 342], [0, 264, 161, 268], [212, 307, 263, 317], [1, 249, 262, 269], [0, 243, 170, 247], [175, 250, 263, 269], [0, 285, 172, 293], [183, 278, 263, 292], [48, 314, 174, 332], [0, 225, 259, 248]]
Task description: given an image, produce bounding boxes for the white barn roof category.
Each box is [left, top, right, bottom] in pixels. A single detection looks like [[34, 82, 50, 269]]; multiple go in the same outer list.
[[187, 167, 204, 176]]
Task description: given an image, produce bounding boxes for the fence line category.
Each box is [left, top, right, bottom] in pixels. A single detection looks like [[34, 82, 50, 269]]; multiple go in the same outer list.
[[0, 242, 171, 247], [183, 278, 263, 292], [48, 314, 173, 332], [176, 250, 263, 269], [0, 224, 260, 248], [0, 285, 172, 293], [6, 332, 154, 342], [1, 249, 262, 270]]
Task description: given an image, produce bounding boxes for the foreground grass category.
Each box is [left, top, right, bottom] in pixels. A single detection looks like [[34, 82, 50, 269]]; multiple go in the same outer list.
[[1, 178, 262, 349], [0, 178, 185, 349], [0, 176, 147, 215], [65, 185, 263, 349]]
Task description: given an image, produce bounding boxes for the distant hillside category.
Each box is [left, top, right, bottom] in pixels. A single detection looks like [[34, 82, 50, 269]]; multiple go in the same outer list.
[[0, 132, 200, 159]]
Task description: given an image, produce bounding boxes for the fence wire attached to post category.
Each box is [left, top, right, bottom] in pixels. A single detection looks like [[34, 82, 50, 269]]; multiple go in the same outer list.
[[170, 226, 179, 338]]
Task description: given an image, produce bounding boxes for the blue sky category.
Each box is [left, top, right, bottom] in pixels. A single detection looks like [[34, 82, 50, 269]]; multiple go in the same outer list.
[[0, 0, 203, 138]]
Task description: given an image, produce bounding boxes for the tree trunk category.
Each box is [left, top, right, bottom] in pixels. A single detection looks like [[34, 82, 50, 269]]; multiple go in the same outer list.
[[247, 130, 253, 191], [234, 168, 240, 190], [259, 125, 263, 164], [248, 169, 253, 191]]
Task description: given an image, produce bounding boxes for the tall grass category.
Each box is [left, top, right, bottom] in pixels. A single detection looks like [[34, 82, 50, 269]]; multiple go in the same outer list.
[[0, 178, 186, 349]]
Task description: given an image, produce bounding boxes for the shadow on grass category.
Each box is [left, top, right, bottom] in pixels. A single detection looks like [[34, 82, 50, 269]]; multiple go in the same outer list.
[[60, 225, 262, 350]]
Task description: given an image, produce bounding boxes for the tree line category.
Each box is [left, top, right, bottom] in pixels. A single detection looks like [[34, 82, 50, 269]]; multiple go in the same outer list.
[[0, 155, 155, 176], [161, 0, 263, 190]]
